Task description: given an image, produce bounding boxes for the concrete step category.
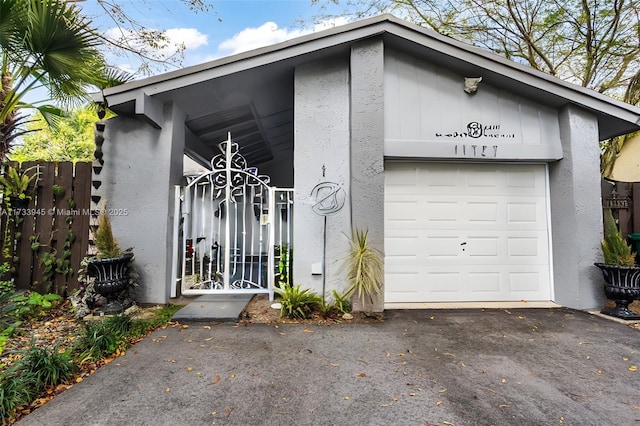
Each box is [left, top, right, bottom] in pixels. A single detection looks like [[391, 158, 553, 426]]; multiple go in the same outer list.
[[172, 294, 253, 322]]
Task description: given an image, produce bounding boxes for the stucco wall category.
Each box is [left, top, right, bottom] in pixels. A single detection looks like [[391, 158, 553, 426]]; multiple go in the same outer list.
[[293, 56, 352, 299], [101, 102, 185, 304], [350, 39, 385, 312], [550, 105, 604, 309]]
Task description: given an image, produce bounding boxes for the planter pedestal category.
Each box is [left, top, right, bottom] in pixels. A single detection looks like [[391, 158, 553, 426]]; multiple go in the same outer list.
[[88, 253, 134, 314], [594, 263, 640, 320]]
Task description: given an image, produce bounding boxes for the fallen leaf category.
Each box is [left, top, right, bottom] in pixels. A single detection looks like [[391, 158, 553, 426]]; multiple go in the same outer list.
[[182, 324, 189, 329], [303, 327, 314, 333], [225, 407, 233, 416], [330, 363, 340, 367], [442, 421, 455, 426], [438, 388, 447, 393], [409, 392, 416, 396], [499, 404, 510, 408], [165, 387, 171, 393], [344, 396, 350, 400], [203, 325, 211, 329], [230, 374, 236, 379], [75, 377, 83, 383], [211, 412, 217, 416], [436, 401, 443, 406], [212, 375, 221, 384], [501, 378, 507, 383], [205, 337, 213, 341], [629, 365, 638, 372], [187, 367, 193, 372], [623, 357, 629, 361], [357, 372, 367, 377]]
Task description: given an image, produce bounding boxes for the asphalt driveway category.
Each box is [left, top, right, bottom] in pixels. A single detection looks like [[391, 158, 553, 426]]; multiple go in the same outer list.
[[16, 308, 640, 426]]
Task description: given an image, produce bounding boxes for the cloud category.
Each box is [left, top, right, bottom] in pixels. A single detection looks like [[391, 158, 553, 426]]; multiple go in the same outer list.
[[165, 28, 208, 50], [215, 18, 351, 57], [216, 22, 308, 56]]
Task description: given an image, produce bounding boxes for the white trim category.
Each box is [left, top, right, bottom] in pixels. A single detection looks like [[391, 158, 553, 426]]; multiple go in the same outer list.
[[385, 301, 561, 310], [544, 163, 556, 303]]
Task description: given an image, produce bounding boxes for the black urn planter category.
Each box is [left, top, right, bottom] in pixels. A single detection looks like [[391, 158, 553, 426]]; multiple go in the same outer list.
[[7, 196, 29, 211], [594, 263, 640, 320], [88, 252, 134, 314]]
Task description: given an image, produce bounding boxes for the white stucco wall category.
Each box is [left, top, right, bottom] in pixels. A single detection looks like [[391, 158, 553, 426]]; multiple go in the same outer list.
[[101, 102, 185, 304], [350, 40, 385, 312], [550, 105, 604, 309], [384, 49, 562, 161], [293, 57, 352, 299]]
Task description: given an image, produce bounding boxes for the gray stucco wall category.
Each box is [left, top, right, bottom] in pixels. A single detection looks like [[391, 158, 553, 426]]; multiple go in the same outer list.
[[549, 104, 604, 309], [101, 102, 185, 304], [293, 56, 352, 299], [350, 39, 385, 312]]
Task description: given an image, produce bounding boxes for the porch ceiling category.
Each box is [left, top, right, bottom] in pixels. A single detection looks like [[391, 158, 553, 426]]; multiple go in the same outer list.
[[161, 64, 295, 167]]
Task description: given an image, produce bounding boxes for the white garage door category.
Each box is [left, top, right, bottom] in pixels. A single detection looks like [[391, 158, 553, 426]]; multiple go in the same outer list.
[[384, 162, 552, 303]]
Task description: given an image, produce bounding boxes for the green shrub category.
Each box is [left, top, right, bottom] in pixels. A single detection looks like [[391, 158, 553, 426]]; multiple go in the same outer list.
[[17, 344, 76, 389], [76, 319, 125, 362], [275, 284, 322, 319], [11, 291, 62, 319], [602, 209, 635, 266], [0, 369, 36, 423]]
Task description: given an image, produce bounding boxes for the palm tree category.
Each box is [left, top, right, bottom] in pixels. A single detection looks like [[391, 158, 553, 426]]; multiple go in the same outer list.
[[0, 0, 119, 159]]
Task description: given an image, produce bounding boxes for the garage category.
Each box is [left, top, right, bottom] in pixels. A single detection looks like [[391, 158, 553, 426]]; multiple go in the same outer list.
[[384, 162, 552, 303]]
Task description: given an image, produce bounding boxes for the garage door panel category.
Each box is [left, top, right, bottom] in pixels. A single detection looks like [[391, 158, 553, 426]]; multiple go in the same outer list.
[[385, 162, 552, 303]]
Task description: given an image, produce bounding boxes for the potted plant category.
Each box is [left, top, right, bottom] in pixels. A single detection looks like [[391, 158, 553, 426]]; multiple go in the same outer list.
[[0, 165, 39, 210], [342, 228, 384, 315], [594, 209, 640, 320], [86, 210, 134, 314]]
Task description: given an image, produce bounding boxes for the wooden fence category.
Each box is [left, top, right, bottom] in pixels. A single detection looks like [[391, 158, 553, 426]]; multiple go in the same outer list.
[[0, 162, 92, 296]]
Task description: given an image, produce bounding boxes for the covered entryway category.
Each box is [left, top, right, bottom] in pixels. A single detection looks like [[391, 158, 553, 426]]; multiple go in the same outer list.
[[384, 162, 552, 303]]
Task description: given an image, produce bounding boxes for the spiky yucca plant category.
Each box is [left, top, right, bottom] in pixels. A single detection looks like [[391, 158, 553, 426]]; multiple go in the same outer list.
[[602, 209, 635, 266], [343, 228, 383, 306]]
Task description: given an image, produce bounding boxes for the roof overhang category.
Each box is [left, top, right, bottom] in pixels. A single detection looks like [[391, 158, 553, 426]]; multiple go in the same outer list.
[[99, 14, 640, 152]]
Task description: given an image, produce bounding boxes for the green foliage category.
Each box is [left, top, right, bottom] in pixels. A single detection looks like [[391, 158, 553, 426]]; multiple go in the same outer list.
[[0, 343, 74, 422], [94, 211, 122, 259], [76, 318, 125, 362], [51, 184, 65, 199], [10, 109, 104, 163], [0, 165, 39, 199], [16, 344, 76, 389], [274, 284, 322, 319], [343, 228, 383, 306], [0, 368, 36, 424], [276, 245, 292, 288], [331, 289, 352, 314], [602, 209, 635, 266], [11, 291, 62, 319], [0, 0, 125, 158]]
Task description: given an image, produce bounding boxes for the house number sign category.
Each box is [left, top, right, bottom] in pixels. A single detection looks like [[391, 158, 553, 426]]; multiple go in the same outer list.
[[436, 121, 516, 158]]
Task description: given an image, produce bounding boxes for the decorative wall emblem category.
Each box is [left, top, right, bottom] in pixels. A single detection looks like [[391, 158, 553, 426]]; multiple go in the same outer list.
[[310, 182, 346, 216]]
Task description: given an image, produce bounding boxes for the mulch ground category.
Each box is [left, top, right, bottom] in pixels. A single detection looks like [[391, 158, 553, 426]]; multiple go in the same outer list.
[[238, 294, 384, 325]]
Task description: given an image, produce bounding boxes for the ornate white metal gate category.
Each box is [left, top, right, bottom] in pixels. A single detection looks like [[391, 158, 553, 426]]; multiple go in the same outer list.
[[172, 134, 293, 300]]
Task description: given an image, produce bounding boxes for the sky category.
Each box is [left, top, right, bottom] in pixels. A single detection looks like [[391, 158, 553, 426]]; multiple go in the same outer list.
[[77, 0, 354, 78]]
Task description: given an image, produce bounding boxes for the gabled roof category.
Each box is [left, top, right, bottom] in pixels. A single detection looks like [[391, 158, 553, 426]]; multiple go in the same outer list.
[[100, 14, 640, 162]]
